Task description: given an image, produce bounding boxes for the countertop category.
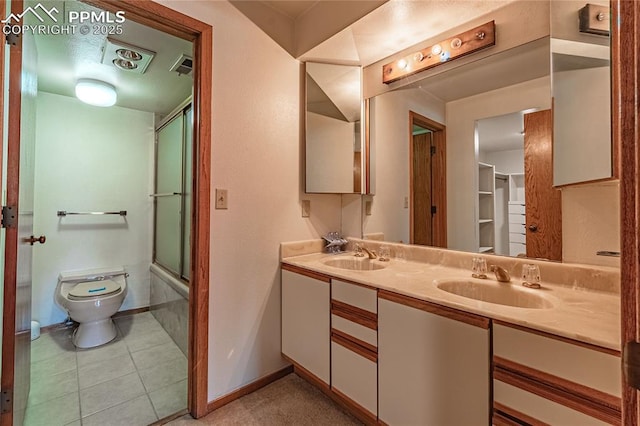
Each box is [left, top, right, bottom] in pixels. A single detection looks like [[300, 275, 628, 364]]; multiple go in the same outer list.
[[281, 251, 620, 352]]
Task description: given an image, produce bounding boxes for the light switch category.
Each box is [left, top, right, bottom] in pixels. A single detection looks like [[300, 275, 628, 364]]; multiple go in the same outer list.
[[215, 189, 228, 209], [301, 200, 311, 217], [404, 196, 409, 209]]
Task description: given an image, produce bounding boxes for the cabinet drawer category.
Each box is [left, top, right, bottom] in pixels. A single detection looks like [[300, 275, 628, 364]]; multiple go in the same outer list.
[[332, 279, 377, 313], [494, 380, 609, 426], [508, 213, 526, 224], [331, 342, 377, 416], [494, 324, 621, 398], [509, 232, 526, 244], [508, 204, 526, 215], [332, 314, 377, 347]]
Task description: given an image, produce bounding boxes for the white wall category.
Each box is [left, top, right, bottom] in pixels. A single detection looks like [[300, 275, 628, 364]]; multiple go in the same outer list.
[[158, 0, 342, 401], [33, 92, 154, 326], [364, 88, 445, 243], [445, 77, 551, 252], [483, 149, 524, 175], [562, 181, 620, 267]]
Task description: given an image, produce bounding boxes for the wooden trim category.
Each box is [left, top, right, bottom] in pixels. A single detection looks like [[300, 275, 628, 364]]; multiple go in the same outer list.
[[282, 263, 331, 283], [331, 329, 378, 362], [150, 409, 189, 426], [282, 354, 331, 395], [85, 1, 212, 419], [1, 1, 23, 423], [378, 290, 490, 329], [377, 420, 389, 426], [331, 299, 377, 328], [494, 356, 621, 411], [553, 176, 619, 189], [494, 367, 621, 425], [112, 306, 151, 319], [494, 320, 621, 356], [206, 365, 294, 412], [331, 387, 377, 426], [613, 0, 639, 424], [494, 402, 549, 426]]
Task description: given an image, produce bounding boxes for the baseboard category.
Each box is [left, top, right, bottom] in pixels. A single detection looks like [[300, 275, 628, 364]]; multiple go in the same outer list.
[[205, 365, 294, 414], [113, 306, 150, 318], [152, 408, 189, 425]]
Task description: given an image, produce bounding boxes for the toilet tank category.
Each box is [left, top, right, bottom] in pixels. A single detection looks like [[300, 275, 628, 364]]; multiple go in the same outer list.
[[58, 266, 127, 283]]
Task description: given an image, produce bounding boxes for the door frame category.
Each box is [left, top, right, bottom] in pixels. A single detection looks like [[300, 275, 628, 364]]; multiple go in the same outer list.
[[0, 0, 212, 421], [615, 0, 640, 424], [408, 111, 447, 247]]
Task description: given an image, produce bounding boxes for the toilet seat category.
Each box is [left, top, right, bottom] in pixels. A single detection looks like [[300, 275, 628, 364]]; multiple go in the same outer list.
[[68, 279, 121, 300]]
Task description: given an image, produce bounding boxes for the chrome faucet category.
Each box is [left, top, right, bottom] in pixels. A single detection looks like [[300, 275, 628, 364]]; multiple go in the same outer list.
[[490, 265, 511, 282], [361, 246, 377, 259]]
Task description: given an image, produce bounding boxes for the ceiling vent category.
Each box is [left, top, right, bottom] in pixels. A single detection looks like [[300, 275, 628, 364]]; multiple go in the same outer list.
[[102, 38, 155, 74], [170, 54, 193, 76]]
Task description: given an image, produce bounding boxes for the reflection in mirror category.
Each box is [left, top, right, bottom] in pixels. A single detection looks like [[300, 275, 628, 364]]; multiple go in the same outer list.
[[551, 0, 611, 186], [305, 62, 362, 193]]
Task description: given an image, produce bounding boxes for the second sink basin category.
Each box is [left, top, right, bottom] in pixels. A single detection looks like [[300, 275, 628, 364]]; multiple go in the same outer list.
[[436, 279, 553, 309], [323, 257, 387, 271]]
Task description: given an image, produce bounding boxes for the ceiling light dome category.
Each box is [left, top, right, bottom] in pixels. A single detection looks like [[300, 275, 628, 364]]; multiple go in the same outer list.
[[75, 79, 117, 107]]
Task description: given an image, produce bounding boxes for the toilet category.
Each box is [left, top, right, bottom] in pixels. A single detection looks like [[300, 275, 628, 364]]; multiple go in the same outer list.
[[55, 267, 128, 349]]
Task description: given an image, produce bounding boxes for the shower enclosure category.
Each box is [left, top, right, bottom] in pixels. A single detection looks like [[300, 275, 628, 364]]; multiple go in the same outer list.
[[150, 100, 192, 356], [154, 101, 193, 281]]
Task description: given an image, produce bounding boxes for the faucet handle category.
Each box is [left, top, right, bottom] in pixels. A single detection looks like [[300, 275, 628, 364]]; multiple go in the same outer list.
[[354, 244, 365, 257]]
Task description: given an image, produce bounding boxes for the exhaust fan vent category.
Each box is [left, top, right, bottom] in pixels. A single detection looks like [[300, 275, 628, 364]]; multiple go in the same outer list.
[[171, 54, 193, 76]]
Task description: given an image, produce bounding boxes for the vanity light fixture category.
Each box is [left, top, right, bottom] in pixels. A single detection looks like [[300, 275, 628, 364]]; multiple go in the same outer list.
[[75, 79, 117, 107], [382, 21, 496, 84]]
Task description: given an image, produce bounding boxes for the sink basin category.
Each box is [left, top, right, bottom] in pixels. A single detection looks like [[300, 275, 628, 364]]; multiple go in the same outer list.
[[323, 257, 387, 271], [436, 280, 553, 309]]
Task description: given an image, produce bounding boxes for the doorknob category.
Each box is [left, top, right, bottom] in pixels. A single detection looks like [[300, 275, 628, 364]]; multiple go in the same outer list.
[[25, 235, 46, 245], [528, 224, 538, 232]]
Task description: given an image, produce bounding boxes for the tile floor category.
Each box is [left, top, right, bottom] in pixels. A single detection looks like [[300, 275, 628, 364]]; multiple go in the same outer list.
[[168, 374, 362, 426], [24, 312, 187, 426]]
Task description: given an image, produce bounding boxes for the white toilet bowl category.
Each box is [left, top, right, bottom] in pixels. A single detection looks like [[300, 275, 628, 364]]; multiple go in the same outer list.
[[55, 267, 128, 349]]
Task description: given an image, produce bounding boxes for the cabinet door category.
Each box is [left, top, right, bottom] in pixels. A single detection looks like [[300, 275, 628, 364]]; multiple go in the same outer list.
[[378, 296, 490, 425], [281, 268, 330, 384]]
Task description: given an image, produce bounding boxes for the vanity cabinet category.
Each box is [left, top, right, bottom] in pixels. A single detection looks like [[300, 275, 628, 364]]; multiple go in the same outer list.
[[492, 322, 621, 425], [281, 265, 330, 385], [378, 290, 490, 425], [330, 279, 378, 420]]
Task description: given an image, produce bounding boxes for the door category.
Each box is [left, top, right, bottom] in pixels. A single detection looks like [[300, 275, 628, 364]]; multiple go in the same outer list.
[[0, 1, 40, 424], [523, 109, 562, 261], [412, 131, 433, 245]]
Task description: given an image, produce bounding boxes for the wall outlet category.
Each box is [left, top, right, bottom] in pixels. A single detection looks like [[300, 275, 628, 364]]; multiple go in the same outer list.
[[301, 200, 311, 217], [215, 189, 228, 209]]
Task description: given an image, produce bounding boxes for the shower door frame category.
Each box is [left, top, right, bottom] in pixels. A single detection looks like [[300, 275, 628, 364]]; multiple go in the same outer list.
[[82, 0, 212, 418]]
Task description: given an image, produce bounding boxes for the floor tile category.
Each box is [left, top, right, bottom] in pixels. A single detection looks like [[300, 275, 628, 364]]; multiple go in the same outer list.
[[123, 328, 173, 353], [148, 379, 188, 419], [28, 368, 78, 407], [78, 352, 135, 389], [64, 421, 81, 426], [80, 372, 146, 418], [31, 351, 76, 379], [81, 394, 158, 426], [115, 313, 162, 336], [76, 339, 129, 369], [131, 340, 185, 371], [139, 356, 188, 392], [24, 392, 80, 426], [30, 329, 75, 363]]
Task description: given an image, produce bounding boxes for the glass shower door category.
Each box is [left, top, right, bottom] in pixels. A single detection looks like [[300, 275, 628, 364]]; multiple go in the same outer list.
[[154, 114, 184, 276]]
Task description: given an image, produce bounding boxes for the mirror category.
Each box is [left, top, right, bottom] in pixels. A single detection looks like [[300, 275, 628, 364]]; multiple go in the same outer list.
[[305, 62, 362, 193], [551, 1, 611, 186], [361, 1, 618, 266]]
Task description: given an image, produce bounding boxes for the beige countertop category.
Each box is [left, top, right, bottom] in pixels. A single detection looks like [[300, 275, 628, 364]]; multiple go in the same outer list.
[[281, 247, 620, 352]]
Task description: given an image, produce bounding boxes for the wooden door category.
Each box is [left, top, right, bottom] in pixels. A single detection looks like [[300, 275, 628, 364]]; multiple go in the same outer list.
[[523, 110, 562, 261], [1, 1, 39, 424], [412, 132, 433, 245]]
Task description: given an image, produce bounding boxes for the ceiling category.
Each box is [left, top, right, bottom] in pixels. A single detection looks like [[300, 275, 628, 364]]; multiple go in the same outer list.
[[477, 110, 525, 153], [31, 0, 193, 115]]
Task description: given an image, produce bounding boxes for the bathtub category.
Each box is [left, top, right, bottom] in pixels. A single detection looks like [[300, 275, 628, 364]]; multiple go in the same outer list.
[[149, 263, 189, 356]]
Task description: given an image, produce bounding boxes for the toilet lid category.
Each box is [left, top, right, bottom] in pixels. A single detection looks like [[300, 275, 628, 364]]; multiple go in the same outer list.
[[69, 279, 121, 298]]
